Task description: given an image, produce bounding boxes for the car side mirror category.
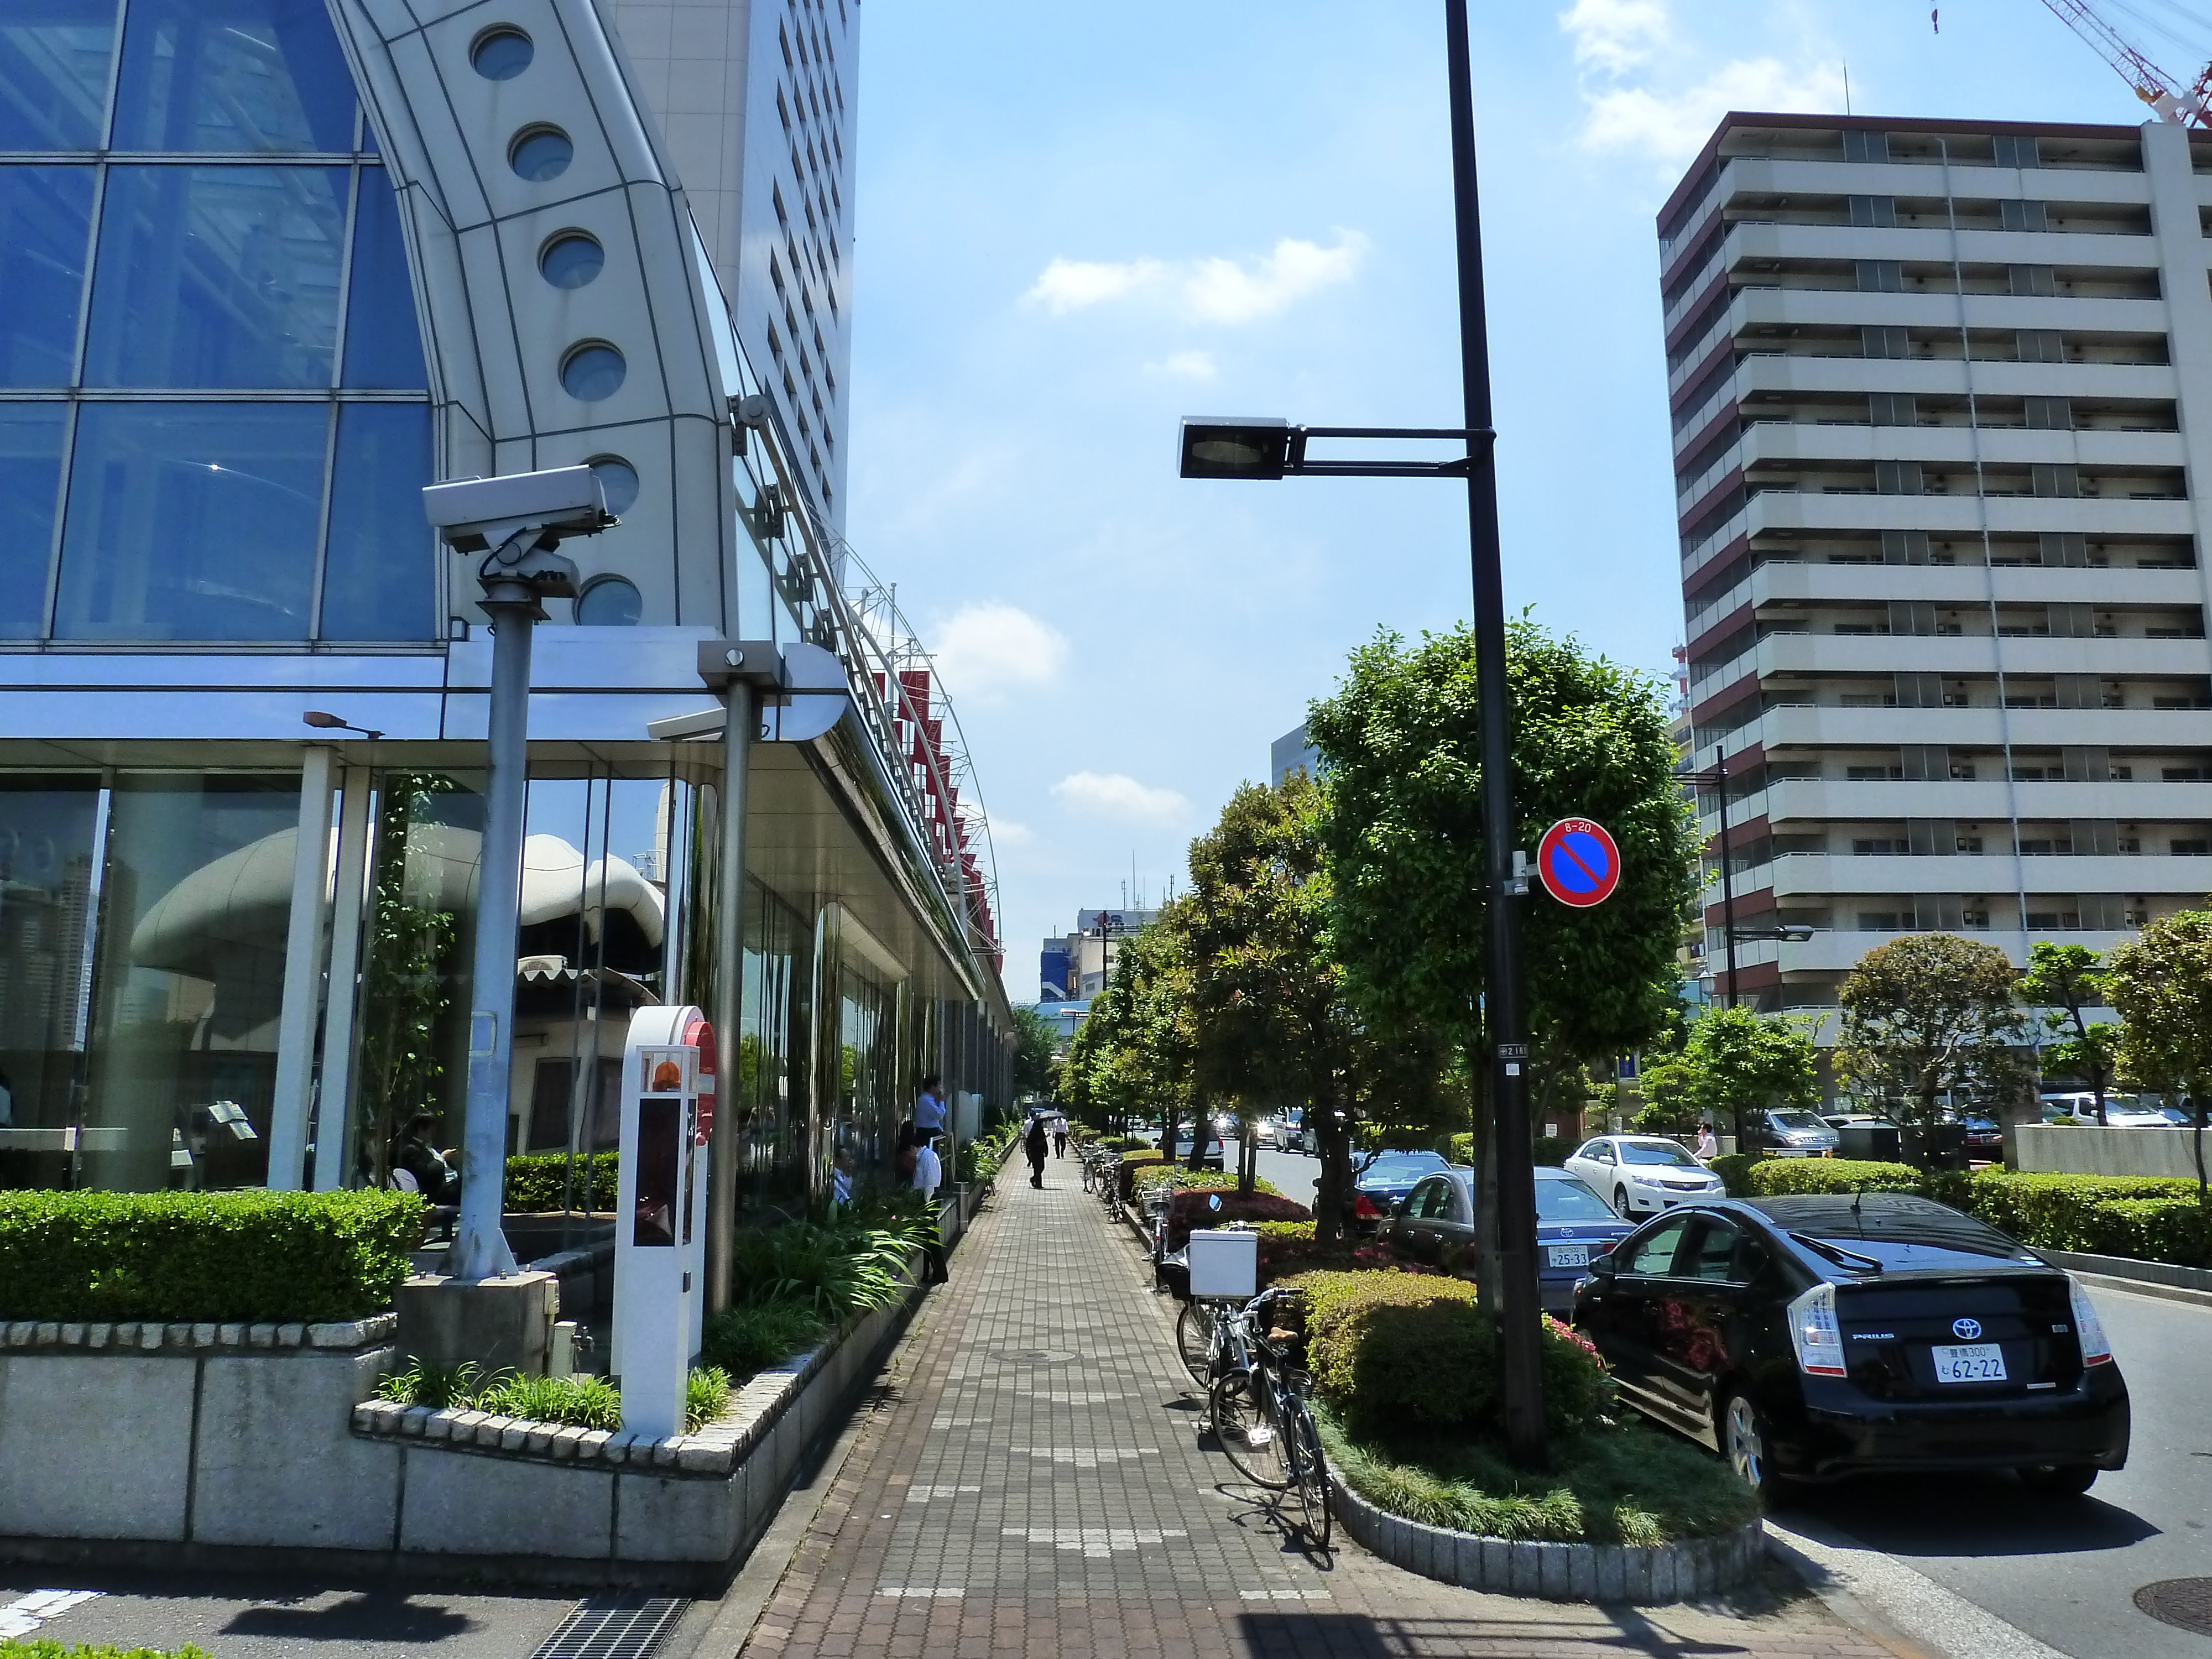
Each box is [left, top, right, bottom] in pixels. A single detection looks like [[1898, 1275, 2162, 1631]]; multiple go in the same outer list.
[[1588, 1249, 1616, 1276]]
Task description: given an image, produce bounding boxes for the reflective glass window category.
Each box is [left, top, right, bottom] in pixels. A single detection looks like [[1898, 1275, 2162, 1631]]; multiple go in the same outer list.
[[85, 164, 347, 389], [0, 166, 95, 387], [576, 576, 639, 626], [0, 0, 118, 153], [341, 165, 426, 389], [80, 774, 303, 1192], [0, 404, 66, 637], [112, 0, 355, 154], [0, 776, 101, 1192], [320, 401, 432, 639], [54, 400, 326, 640]]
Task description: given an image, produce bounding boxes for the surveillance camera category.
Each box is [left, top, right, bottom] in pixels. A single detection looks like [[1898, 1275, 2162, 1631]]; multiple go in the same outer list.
[[421, 466, 609, 553]]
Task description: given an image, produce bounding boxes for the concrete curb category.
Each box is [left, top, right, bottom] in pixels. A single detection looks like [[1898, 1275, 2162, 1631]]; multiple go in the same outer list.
[[1326, 1464, 1766, 1603]]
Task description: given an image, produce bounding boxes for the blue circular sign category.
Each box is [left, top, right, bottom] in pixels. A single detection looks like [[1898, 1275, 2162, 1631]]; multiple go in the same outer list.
[[1536, 818, 1621, 908]]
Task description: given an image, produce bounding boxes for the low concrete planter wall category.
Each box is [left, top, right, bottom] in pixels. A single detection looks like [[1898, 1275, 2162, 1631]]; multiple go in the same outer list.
[[2015, 1123, 2210, 1180], [1328, 1466, 1765, 1604], [0, 1267, 929, 1589]]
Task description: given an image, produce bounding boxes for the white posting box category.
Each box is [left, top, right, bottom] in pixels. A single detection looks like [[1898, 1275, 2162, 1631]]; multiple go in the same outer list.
[[1186, 1229, 1258, 1301], [612, 1003, 717, 1440]]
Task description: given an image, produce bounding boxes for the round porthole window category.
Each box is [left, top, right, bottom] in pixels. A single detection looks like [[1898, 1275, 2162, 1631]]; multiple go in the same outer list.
[[587, 456, 639, 515], [509, 126, 572, 181], [576, 576, 642, 626], [471, 26, 533, 80], [560, 342, 625, 401], [539, 232, 604, 290]]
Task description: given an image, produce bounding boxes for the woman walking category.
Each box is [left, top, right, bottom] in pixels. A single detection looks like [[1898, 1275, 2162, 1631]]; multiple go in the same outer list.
[[1025, 1113, 1050, 1188]]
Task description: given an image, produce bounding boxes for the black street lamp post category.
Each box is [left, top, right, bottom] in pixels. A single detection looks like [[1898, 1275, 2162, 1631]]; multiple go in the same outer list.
[[1175, 0, 1547, 1468]]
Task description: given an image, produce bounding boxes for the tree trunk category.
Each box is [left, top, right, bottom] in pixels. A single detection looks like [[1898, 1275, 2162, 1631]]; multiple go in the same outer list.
[[1313, 1089, 1352, 1248], [1469, 1047, 1501, 1319], [2192, 1082, 2207, 1211], [1237, 1124, 1256, 1197], [1185, 1098, 1209, 1172]]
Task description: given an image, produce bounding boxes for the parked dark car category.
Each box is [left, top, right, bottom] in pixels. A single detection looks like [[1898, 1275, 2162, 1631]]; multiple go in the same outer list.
[[1572, 1193, 2129, 1496], [1381, 1167, 1634, 1311], [1349, 1150, 1452, 1230]]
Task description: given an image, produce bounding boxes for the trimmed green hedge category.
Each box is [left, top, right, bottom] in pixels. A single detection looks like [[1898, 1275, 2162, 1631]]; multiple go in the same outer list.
[[504, 1151, 619, 1212], [1709, 1157, 2212, 1269], [0, 1190, 424, 1322], [1162, 1189, 1309, 1251], [1130, 1165, 1285, 1203], [1448, 1133, 1571, 1167], [1282, 1269, 1609, 1442]]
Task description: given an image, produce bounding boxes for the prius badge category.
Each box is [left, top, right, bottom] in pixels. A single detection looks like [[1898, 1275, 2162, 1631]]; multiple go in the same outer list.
[[1952, 1317, 1983, 1340]]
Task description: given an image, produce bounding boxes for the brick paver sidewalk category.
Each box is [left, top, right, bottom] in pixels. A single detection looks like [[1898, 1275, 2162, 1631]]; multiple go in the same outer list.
[[737, 1167, 1897, 1659]]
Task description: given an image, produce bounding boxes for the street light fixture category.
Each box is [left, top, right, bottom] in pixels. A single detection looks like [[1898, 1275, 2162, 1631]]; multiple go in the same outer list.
[[1173, 1, 1548, 1468], [301, 710, 383, 740]]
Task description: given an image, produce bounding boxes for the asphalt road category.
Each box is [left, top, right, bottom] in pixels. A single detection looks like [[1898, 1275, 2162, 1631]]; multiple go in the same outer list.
[[1771, 1283, 2212, 1659]]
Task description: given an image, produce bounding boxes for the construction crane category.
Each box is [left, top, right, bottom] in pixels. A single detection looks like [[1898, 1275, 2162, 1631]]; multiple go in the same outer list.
[[2034, 0, 2212, 124]]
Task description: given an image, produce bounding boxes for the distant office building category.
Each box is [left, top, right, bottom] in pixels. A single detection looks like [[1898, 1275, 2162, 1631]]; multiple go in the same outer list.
[[1039, 909, 1156, 1001], [1664, 112, 2211, 1013], [1272, 724, 1321, 785]]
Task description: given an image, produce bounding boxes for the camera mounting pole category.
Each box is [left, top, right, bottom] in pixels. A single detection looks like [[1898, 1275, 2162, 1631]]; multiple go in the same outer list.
[[422, 467, 612, 1281]]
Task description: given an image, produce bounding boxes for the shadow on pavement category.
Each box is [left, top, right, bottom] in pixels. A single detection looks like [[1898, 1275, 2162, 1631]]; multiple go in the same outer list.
[[221, 1593, 487, 1642], [1233, 1609, 1759, 1657], [1777, 1469, 2158, 1557]]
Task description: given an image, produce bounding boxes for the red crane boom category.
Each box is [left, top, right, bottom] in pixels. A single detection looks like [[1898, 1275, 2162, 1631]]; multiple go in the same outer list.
[[2036, 0, 2212, 125]]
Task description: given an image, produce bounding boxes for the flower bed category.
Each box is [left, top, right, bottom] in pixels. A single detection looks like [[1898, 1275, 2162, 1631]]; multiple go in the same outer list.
[[1160, 1188, 1308, 1251]]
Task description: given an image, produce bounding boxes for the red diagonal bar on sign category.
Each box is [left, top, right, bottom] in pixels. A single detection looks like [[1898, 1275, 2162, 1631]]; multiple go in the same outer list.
[[1557, 837, 1606, 886]]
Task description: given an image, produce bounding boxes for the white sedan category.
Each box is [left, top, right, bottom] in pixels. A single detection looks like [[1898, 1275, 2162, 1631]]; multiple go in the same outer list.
[[1563, 1135, 1726, 1219]]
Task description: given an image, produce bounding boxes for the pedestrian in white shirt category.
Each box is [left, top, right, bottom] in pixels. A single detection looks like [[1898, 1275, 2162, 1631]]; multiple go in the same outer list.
[[1694, 1122, 1720, 1163], [899, 1121, 949, 1285]]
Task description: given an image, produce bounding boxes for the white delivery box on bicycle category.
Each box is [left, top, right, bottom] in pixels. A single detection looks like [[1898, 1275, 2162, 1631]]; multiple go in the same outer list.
[[1186, 1228, 1258, 1301]]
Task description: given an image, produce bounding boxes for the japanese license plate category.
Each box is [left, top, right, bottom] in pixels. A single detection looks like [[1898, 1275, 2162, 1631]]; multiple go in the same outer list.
[[1931, 1342, 2007, 1383], [1547, 1244, 1590, 1269]]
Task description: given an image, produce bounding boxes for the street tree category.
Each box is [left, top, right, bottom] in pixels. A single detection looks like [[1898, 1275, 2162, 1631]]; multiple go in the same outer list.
[[1010, 1004, 1060, 1101], [1064, 903, 1201, 1166], [1835, 933, 2028, 1134], [2100, 911, 2212, 1202], [2020, 942, 2117, 1125], [1307, 619, 1695, 1300], [1637, 1006, 1821, 1145]]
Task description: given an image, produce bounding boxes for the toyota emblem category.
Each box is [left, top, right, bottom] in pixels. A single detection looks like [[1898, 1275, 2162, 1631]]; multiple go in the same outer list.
[[1952, 1317, 1983, 1341]]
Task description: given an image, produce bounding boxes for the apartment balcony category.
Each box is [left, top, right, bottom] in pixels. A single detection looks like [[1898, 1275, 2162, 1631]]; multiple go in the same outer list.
[[1765, 928, 2141, 975], [1754, 632, 2208, 676], [1710, 157, 2154, 216], [1732, 488, 2195, 541], [1726, 283, 2166, 340], [1724, 222, 2161, 274], [1728, 421, 2187, 474], [1730, 352, 2179, 406], [1750, 776, 2212, 824], [1743, 560, 2207, 612], [1754, 705, 2212, 750], [1720, 852, 2212, 899]]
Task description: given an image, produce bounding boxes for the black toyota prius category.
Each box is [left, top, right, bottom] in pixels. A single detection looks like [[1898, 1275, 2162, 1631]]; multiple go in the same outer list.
[[1571, 1193, 2131, 1496]]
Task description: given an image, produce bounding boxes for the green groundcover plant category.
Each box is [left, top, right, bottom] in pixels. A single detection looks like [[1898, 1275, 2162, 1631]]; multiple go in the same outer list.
[[0, 1644, 211, 1659], [376, 1358, 730, 1432], [0, 1190, 424, 1322]]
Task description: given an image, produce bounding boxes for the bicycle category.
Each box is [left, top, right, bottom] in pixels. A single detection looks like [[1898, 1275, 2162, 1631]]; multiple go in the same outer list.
[[1206, 1286, 1332, 1548]]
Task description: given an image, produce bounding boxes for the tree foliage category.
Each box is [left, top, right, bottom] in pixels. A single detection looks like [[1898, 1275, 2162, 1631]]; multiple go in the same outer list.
[[1835, 933, 2027, 1129], [2101, 911, 2212, 1202], [1009, 1004, 1060, 1099], [1305, 618, 1696, 1067], [1062, 904, 1198, 1156], [2020, 942, 2117, 1125], [1638, 1006, 1821, 1142]]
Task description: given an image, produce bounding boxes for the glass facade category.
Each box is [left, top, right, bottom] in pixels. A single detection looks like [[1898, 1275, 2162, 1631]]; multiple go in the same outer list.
[[0, 0, 433, 643]]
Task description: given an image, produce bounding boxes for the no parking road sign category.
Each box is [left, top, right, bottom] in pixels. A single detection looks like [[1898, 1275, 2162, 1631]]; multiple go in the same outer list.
[[1536, 818, 1620, 908]]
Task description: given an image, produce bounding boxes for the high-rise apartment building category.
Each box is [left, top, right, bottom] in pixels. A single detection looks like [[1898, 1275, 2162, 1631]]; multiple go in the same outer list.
[[1663, 114, 2212, 1014]]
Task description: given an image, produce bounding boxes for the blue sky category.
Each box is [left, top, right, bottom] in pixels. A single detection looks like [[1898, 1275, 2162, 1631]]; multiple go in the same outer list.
[[842, 0, 2208, 1000]]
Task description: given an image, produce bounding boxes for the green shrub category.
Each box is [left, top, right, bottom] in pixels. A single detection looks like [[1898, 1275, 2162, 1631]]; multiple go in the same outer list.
[[1131, 1165, 1285, 1203], [503, 1151, 619, 1212], [1744, 1157, 1922, 1197], [1283, 1270, 1608, 1443], [0, 1190, 424, 1322], [685, 1365, 733, 1430], [1708, 1152, 1761, 1197], [728, 1220, 917, 1322], [701, 1300, 828, 1379], [1967, 1171, 2206, 1262], [477, 1370, 622, 1431], [1162, 1189, 1310, 1250], [1447, 1133, 1568, 1166]]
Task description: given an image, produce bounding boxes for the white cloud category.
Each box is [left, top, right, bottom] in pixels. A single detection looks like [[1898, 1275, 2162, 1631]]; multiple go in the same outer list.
[[1181, 233, 1368, 324], [1148, 350, 1218, 380], [1559, 0, 1845, 166], [979, 813, 1034, 848], [1582, 58, 1846, 161], [1021, 232, 1366, 325], [1025, 257, 1166, 314], [1051, 771, 1189, 824], [927, 602, 1069, 700], [1559, 0, 1667, 74]]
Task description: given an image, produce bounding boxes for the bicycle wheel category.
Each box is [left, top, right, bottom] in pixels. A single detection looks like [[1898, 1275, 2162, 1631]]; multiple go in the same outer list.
[[1213, 1369, 1290, 1488], [1287, 1404, 1332, 1548], [1175, 1301, 1213, 1385]]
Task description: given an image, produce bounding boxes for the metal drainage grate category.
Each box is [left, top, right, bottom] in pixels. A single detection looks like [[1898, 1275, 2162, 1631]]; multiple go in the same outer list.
[[530, 1596, 689, 1659], [2135, 1579, 2212, 1636]]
